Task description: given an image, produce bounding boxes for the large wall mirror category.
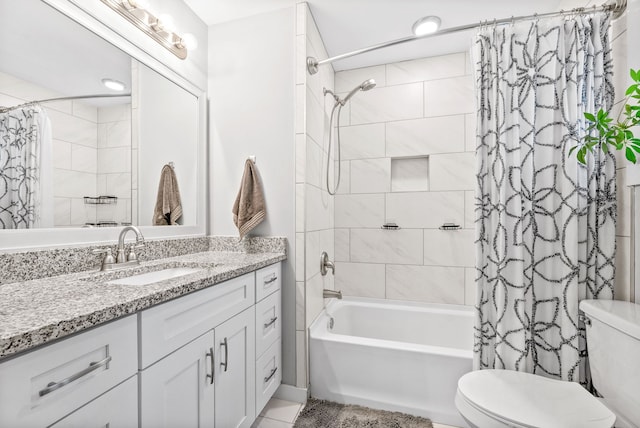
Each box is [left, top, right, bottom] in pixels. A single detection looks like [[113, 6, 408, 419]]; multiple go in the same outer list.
[[0, 0, 205, 248]]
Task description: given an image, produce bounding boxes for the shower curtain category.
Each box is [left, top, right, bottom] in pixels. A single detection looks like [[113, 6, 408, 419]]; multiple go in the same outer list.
[[0, 105, 52, 229], [473, 12, 615, 383]]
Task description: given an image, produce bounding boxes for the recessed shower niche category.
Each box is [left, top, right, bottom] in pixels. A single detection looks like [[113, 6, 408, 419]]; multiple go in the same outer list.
[[390, 156, 429, 192]]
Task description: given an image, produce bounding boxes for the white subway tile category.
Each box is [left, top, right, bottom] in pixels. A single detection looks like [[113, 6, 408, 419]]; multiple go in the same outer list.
[[350, 158, 390, 193], [386, 192, 464, 229], [296, 184, 304, 232], [296, 84, 305, 134], [386, 265, 464, 304], [296, 2, 307, 35], [429, 153, 475, 191], [296, 134, 306, 184], [71, 145, 97, 174], [54, 169, 96, 198], [465, 113, 477, 152], [335, 66, 386, 93], [98, 104, 130, 123], [335, 161, 350, 194], [296, 232, 305, 282], [53, 198, 71, 227], [465, 267, 477, 306], [306, 87, 325, 145], [425, 75, 474, 117], [305, 184, 333, 232], [97, 147, 131, 174], [47, 109, 97, 147], [72, 102, 98, 122], [131, 149, 138, 189], [296, 35, 306, 84], [334, 262, 386, 298], [296, 281, 305, 330], [70, 197, 93, 226], [105, 120, 131, 148], [390, 157, 429, 192], [465, 51, 473, 75], [339, 123, 386, 160], [423, 229, 475, 267], [306, 231, 320, 281], [386, 116, 465, 157], [306, 138, 323, 188], [386, 53, 466, 86], [351, 83, 423, 125], [335, 194, 385, 228], [351, 229, 423, 264], [464, 191, 476, 229], [53, 140, 71, 170], [106, 173, 132, 198], [306, 273, 325, 327], [615, 236, 631, 301], [335, 228, 350, 262]]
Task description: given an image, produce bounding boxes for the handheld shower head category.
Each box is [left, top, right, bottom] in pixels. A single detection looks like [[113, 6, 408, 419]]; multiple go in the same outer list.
[[342, 79, 377, 104]]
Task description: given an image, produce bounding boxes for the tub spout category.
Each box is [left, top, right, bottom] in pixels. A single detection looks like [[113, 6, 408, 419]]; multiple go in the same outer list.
[[320, 251, 335, 276], [323, 289, 342, 299]]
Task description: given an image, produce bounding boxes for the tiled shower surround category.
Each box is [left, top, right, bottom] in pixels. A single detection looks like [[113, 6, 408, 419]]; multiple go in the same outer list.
[[333, 54, 477, 306]]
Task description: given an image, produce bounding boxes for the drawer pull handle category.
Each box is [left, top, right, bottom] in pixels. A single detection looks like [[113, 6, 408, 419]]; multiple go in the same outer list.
[[264, 316, 278, 329], [264, 275, 278, 286], [220, 338, 228, 372], [39, 356, 112, 397], [264, 367, 278, 383], [206, 347, 214, 384]]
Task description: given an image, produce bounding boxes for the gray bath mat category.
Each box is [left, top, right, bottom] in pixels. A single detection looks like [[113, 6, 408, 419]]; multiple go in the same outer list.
[[293, 398, 434, 428]]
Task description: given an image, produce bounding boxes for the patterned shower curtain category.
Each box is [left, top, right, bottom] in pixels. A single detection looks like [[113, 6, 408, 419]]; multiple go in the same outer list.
[[473, 12, 616, 382], [0, 106, 49, 229]]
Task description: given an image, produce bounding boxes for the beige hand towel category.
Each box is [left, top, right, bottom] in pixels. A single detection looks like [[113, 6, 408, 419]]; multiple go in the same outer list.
[[233, 159, 266, 239], [153, 164, 183, 225]]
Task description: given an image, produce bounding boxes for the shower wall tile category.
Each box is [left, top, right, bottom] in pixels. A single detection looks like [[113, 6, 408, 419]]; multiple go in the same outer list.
[[296, 84, 305, 134], [424, 75, 475, 117], [296, 2, 306, 36], [53, 169, 96, 199], [616, 167, 630, 237], [97, 147, 131, 174], [335, 65, 386, 93], [305, 231, 320, 281], [296, 281, 305, 330], [464, 191, 476, 230], [306, 272, 329, 327], [423, 229, 475, 267], [305, 183, 333, 232], [465, 51, 474, 76], [429, 153, 475, 191], [71, 145, 97, 174], [296, 233, 305, 282], [72, 102, 98, 122], [295, 183, 304, 232], [615, 236, 631, 302], [296, 35, 306, 84], [386, 115, 465, 157], [386, 192, 464, 229], [305, 137, 323, 189], [390, 157, 429, 192], [306, 87, 325, 145], [296, 133, 306, 184], [386, 53, 466, 85], [386, 264, 465, 304], [335, 262, 386, 298], [47, 109, 97, 148], [105, 120, 131, 148], [335, 194, 385, 228], [53, 140, 71, 170], [465, 267, 477, 306], [335, 161, 350, 194], [350, 82, 423, 125], [54, 198, 71, 226], [106, 173, 132, 199], [465, 113, 477, 152], [350, 158, 391, 193], [350, 229, 423, 265], [70, 197, 95, 225], [334, 228, 350, 262], [97, 104, 129, 123], [340, 123, 386, 160]]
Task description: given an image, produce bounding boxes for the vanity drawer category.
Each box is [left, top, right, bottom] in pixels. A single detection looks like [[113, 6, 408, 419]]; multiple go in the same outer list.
[[255, 290, 281, 359], [255, 338, 281, 416], [255, 263, 281, 302], [140, 272, 255, 368], [0, 315, 137, 428]]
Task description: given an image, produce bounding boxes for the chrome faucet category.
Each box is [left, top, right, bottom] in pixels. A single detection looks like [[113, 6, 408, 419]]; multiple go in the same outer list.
[[116, 225, 145, 263], [323, 289, 342, 299], [320, 251, 335, 276]]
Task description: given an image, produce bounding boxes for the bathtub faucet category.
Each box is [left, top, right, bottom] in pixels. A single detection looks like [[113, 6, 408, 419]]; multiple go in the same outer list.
[[320, 251, 335, 276], [323, 289, 342, 299]]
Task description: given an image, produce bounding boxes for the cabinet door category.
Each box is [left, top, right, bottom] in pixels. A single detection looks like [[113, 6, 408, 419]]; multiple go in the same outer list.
[[214, 307, 256, 428], [49, 376, 138, 428], [140, 332, 215, 428]]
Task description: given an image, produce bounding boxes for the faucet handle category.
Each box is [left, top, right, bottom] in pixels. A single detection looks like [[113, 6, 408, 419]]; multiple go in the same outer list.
[[93, 248, 115, 270], [126, 243, 145, 262]]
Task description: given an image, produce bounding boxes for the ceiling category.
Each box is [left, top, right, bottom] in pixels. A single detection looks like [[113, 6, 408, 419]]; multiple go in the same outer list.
[[185, 0, 592, 71], [0, 0, 131, 107]]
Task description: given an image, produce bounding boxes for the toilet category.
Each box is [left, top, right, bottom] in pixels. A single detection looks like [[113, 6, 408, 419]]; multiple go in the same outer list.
[[455, 299, 640, 428]]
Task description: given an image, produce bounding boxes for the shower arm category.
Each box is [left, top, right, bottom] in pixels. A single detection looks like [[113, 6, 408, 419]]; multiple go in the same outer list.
[[306, 0, 626, 74]]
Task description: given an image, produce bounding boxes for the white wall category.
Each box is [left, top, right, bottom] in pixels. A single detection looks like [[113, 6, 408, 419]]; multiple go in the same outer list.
[[208, 7, 296, 385]]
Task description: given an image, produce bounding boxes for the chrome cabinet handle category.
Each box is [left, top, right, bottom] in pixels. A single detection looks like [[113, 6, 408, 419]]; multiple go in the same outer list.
[[264, 275, 278, 285], [264, 316, 278, 329], [39, 356, 112, 397], [264, 367, 278, 383], [220, 338, 228, 372], [206, 347, 214, 384]]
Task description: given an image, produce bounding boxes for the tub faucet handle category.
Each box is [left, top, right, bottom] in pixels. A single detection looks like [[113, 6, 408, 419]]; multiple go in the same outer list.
[[320, 251, 335, 276], [323, 289, 342, 299]]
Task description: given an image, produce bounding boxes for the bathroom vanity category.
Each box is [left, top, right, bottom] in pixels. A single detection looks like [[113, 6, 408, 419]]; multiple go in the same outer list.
[[0, 249, 284, 427]]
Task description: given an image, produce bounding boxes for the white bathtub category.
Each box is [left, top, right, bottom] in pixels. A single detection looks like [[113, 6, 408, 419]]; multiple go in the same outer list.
[[309, 297, 473, 427]]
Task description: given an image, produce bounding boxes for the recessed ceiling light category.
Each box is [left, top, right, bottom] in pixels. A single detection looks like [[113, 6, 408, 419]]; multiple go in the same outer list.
[[101, 78, 126, 91], [412, 16, 441, 36]]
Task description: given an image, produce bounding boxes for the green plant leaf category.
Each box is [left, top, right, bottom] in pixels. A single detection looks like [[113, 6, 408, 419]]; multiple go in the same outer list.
[[626, 147, 637, 163], [584, 112, 597, 122], [626, 85, 636, 96], [632, 69, 640, 81], [577, 147, 587, 164]]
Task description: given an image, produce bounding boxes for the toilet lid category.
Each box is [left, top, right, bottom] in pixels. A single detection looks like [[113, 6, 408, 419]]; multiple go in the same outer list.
[[457, 370, 616, 428]]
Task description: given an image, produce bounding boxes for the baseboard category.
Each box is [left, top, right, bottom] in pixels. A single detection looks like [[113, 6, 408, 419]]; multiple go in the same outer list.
[[274, 383, 308, 403]]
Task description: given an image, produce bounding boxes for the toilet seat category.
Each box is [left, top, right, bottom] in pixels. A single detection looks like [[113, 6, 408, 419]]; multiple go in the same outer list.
[[456, 370, 616, 428]]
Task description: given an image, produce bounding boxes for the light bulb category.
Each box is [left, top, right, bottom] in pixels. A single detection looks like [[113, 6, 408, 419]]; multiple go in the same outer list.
[[180, 33, 198, 51], [158, 14, 175, 33], [412, 16, 441, 36]]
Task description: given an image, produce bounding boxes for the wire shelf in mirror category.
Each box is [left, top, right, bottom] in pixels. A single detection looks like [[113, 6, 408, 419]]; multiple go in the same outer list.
[[84, 196, 118, 205]]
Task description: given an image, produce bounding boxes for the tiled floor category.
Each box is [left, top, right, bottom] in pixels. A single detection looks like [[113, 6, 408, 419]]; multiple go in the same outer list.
[[251, 397, 462, 428]]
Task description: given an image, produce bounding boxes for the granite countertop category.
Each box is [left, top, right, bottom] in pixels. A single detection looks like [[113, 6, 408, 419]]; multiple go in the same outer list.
[[0, 250, 286, 360]]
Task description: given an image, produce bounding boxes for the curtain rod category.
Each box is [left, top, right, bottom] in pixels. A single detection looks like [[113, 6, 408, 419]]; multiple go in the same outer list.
[[0, 93, 132, 113], [306, 0, 627, 75]]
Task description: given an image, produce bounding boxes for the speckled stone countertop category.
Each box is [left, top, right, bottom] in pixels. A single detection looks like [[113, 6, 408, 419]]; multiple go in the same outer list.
[[0, 249, 286, 360]]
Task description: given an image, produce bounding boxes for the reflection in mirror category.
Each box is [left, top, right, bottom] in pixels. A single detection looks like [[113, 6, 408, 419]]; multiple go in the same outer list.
[[0, 0, 199, 231]]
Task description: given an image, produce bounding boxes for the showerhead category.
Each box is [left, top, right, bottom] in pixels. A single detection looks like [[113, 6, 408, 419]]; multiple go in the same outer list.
[[342, 79, 377, 104]]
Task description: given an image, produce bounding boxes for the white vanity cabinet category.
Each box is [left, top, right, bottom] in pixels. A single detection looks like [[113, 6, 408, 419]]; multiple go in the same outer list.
[[0, 315, 138, 428]]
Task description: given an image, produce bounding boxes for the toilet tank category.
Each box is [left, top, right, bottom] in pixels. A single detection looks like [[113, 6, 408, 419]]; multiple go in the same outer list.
[[580, 299, 640, 426]]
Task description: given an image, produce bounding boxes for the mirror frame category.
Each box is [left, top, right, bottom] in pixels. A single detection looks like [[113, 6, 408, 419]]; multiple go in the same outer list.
[[0, 0, 207, 251]]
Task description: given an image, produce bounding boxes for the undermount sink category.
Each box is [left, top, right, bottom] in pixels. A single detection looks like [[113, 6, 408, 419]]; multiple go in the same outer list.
[[107, 267, 204, 286]]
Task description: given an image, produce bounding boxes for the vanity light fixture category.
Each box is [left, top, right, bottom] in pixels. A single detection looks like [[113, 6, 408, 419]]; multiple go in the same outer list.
[[102, 78, 126, 91], [100, 0, 193, 60], [412, 16, 442, 36]]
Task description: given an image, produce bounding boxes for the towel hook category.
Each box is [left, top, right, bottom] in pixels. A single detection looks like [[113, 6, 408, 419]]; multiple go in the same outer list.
[[168, 161, 175, 169], [248, 155, 256, 164]]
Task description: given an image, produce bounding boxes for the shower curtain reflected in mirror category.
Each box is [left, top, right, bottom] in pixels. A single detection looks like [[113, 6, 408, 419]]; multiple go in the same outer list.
[[0, 105, 53, 229], [473, 12, 616, 383]]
